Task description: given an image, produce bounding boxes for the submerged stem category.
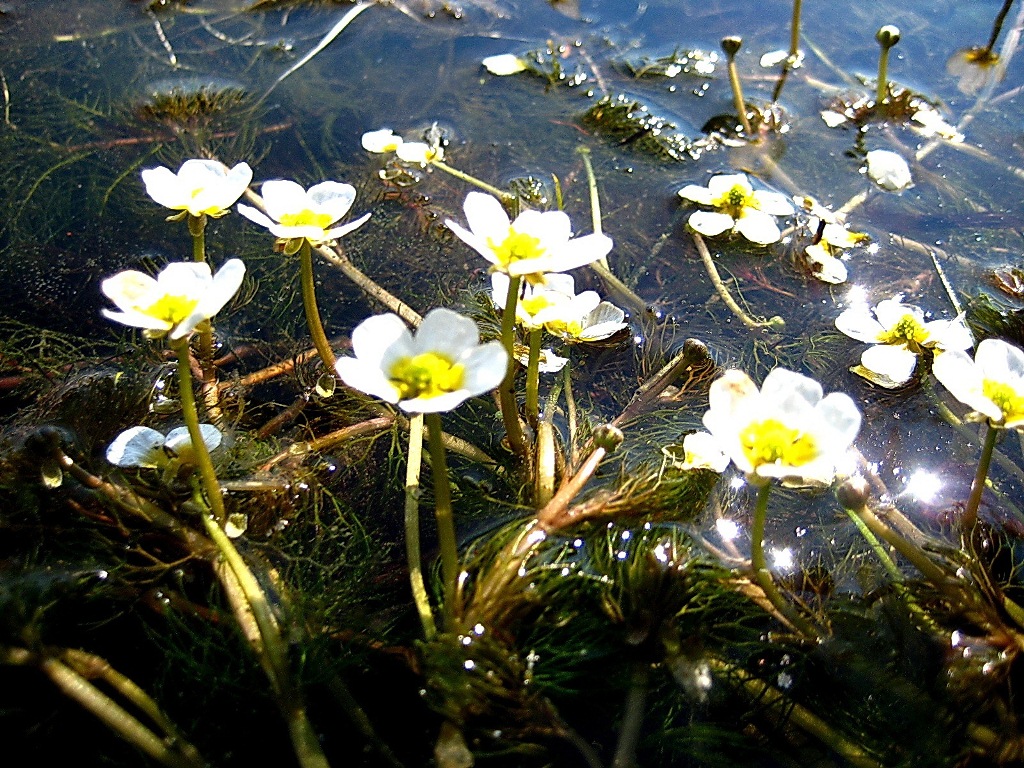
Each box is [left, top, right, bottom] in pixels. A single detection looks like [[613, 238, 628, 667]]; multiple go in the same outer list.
[[405, 413, 438, 639], [498, 275, 528, 455], [526, 328, 542, 425], [691, 232, 783, 331], [963, 422, 999, 531], [749, 483, 819, 637], [425, 412, 459, 628], [299, 239, 338, 372], [577, 146, 609, 269], [431, 159, 514, 203]]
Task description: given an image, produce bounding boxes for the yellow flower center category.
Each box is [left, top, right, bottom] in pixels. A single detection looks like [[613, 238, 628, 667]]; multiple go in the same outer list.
[[143, 294, 201, 325], [519, 294, 557, 317], [715, 184, 754, 219], [739, 418, 818, 469], [982, 379, 1024, 425], [544, 318, 584, 338], [487, 229, 545, 268], [877, 313, 929, 348], [279, 209, 335, 231], [389, 351, 465, 401]]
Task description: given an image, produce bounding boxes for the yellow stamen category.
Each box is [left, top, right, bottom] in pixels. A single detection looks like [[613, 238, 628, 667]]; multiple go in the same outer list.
[[389, 352, 465, 401], [739, 418, 818, 468], [486, 228, 545, 268], [279, 209, 335, 230], [983, 380, 1024, 424], [877, 313, 929, 347], [143, 294, 200, 325]]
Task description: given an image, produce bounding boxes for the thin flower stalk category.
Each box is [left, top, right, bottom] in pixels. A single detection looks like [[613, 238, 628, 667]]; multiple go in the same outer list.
[[499, 274, 529, 455], [750, 484, 820, 636], [431, 158, 515, 203], [721, 37, 753, 135], [692, 232, 784, 331], [526, 327, 543, 425], [405, 412, 438, 639], [577, 146, 609, 269], [425, 412, 459, 628], [299, 239, 337, 371], [964, 423, 999, 531]]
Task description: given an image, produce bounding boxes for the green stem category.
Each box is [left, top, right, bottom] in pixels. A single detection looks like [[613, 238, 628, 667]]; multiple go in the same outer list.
[[963, 422, 999, 532], [749, 483, 819, 637], [844, 508, 904, 584], [425, 412, 459, 629], [724, 48, 753, 136], [430, 159, 515, 204], [577, 146, 609, 270], [175, 335, 331, 768], [692, 232, 783, 331], [299, 240, 337, 372], [188, 213, 206, 263], [499, 275, 528, 455], [526, 328, 542, 426], [170, 338, 226, 524], [788, 0, 802, 59], [876, 49, 890, 104], [405, 413, 437, 639]]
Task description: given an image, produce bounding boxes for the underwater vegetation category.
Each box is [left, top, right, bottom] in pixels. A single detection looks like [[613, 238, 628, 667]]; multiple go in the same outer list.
[[3, 0, 1024, 766]]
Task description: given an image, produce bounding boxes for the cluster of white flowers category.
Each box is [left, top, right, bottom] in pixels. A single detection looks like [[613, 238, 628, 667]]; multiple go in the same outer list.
[[361, 128, 444, 166], [678, 173, 795, 245]]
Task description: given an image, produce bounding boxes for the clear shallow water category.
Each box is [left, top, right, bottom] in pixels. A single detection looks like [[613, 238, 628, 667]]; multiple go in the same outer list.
[[2, 1, 1024, 766]]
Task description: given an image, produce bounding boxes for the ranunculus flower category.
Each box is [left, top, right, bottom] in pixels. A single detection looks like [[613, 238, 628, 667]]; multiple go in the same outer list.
[[678, 173, 794, 245], [101, 259, 245, 340], [237, 179, 370, 252], [835, 294, 973, 388], [335, 307, 508, 413], [701, 367, 861, 486], [933, 338, 1024, 429], [106, 424, 222, 468], [446, 192, 613, 281], [141, 159, 252, 219]]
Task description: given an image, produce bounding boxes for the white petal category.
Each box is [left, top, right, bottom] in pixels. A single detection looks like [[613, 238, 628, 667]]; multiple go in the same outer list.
[[872, 295, 920, 329], [459, 340, 509, 395], [349, 313, 412, 372], [336, 358, 402, 403], [734, 210, 782, 244], [361, 129, 403, 153], [141, 166, 186, 210], [678, 184, 715, 205], [932, 349, 999, 419], [752, 190, 795, 216], [236, 203, 276, 231], [708, 173, 751, 198], [761, 368, 823, 416], [260, 179, 309, 221], [414, 308, 480, 360], [511, 232, 613, 275], [812, 392, 861, 449], [860, 343, 919, 385], [866, 150, 912, 191], [976, 337, 1024, 384], [174, 259, 246, 340], [688, 210, 734, 237], [805, 244, 848, 284], [925, 315, 974, 352], [835, 305, 884, 343], [307, 181, 355, 222], [482, 54, 527, 75], [106, 426, 166, 468], [324, 211, 372, 240], [680, 431, 730, 472], [400, 390, 472, 413]]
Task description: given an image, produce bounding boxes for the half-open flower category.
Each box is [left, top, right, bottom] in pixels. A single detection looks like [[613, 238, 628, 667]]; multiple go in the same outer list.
[[141, 159, 253, 219], [678, 173, 794, 245], [106, 424, 222, 469], [237, 179, 370, 252], [447, 192, 613, 281], [102, 259, 245, 340], [491, 272, 575, 330], [803, 221, 869, 285], [701, 367, 861, 486], [835, 294, 973, 387], [335, 307, 508, 413], [361, 128, 404, 154], [933, 338, 1024, 428]]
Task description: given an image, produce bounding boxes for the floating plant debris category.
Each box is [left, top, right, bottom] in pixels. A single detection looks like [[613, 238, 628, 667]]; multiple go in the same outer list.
[[581, 94, 697, 161]]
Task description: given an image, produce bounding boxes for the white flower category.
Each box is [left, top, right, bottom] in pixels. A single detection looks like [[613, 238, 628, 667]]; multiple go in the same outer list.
[[702, 367, 861, 486], [396, 141, 444, 165], [101, 259, 245, 340], [482, 54, 528, 76], [803, 221, 869, 285], [106, 424, 222, 468], [446, 192, 613, 280], [865, 150, 912, 191], [361, 128, 404, 154], [491, 272, 626, 341], [335, 307, 508, 413], [835, 295, 974, 387], [510, 344, 570, 373], [141, 159, 252, 218], [933, 339, 1024, 429], [662, 431, 730, 473], [237, 180, 370, 249], [678, 173, 795, 245]]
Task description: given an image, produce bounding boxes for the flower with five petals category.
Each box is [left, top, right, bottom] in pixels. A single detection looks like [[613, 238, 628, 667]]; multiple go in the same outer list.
[[446, 192, 613, 283], [141, 159, 252, 220], [101, 259, 245, 340], [335, 307, 508, 413], [237, 180, 370, 254], [835, 294, 973, 388], [678, 173, 794, 245], [701, 367, 861, 486]]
